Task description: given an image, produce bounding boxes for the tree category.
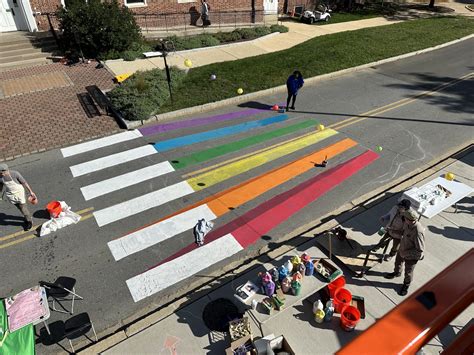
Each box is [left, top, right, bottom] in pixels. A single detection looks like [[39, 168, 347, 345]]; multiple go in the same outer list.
[[57, 0, 142, 59]]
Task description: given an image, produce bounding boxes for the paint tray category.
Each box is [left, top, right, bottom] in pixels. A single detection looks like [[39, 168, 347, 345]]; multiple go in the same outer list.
[[313, 258, 343, 282], [350, 295, 366, 319]]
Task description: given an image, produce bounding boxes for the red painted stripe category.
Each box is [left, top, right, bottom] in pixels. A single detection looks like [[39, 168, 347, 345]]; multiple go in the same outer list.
[[149, 150, 378, 270]]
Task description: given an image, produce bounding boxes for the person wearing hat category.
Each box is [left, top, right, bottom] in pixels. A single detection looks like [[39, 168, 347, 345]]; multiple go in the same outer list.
[[0, 163, 36, 230], [385, 208, 425, 296], [379, 199, 412, 261]]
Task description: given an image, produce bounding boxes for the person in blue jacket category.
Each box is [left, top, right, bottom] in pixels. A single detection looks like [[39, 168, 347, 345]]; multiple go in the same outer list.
[[286, 70, 304, 111]]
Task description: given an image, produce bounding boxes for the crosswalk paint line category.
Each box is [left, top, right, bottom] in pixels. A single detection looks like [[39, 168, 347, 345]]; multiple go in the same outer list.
[[109, 138, 355, 261], [153, 114, 288, 152], [108, 204, 216, 260], [147, 150, 379, 279], [187, 129, 338, 190], [70, 145, 157, 177], [126, 233, 242, 302], [138, 108, 264, 136], [80, 161, 175, 200], [93, 181, 194, 227], [61, 130, 143, 157]]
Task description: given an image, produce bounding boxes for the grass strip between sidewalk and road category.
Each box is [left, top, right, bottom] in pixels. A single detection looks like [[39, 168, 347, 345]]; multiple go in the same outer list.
[[158, 17, 473, 114]]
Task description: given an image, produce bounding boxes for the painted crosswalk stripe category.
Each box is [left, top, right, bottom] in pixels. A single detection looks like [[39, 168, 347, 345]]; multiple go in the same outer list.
[[61, 130, 143, 157], [126, 234, 243, 302], [93, 181, 194, 227], [108, 204, 216, 261], [80, 161, 175, 200], [70, 145, 157, 177], [153, 114, 288, 152], [138, 108, 272, 137], [127, 150, 379, 301], [108, 138, 356, 260], [95, 129, 336, 227]]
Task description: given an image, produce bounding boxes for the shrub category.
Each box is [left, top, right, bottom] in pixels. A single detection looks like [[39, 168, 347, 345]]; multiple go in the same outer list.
[[57, 0, 142, 59], [254, 26, 272, 37], [121, 50, 138, 61], [107, 67, 186, 121], [200, 34, 220, 47], [270, 24, 289, 33], [236, 28, 258, 40], [228, 30, 244, 42]]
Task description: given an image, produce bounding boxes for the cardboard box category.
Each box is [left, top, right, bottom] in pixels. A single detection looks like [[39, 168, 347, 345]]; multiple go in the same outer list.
[[225, 334, 253, 355]]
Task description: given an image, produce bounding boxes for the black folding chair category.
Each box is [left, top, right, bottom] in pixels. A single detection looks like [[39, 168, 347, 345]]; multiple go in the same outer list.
[[40, 277, 83, 315], [64, 313, 98, 353]]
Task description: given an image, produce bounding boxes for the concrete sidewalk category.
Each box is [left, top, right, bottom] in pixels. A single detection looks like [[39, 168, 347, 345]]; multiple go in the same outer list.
[[94, 148, 474, 354], [105, 17, 400, 76]]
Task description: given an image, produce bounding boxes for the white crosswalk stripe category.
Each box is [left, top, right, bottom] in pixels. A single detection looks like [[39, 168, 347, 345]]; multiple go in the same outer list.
[[93, 181, 194, 227], [70, 145, 157, 177], [108, 204, 217, 260], [126, 234, 243, 302], [80, 161, 175, 200], [61, 130, 143, 157]]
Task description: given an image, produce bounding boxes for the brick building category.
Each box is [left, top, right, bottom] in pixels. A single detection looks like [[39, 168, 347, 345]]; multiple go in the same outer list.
[[1, 0, 294, 33]]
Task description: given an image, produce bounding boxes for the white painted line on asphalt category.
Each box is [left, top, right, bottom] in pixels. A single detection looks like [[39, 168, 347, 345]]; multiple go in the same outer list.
[[126, 234, 243, 302], [108, 204, 217, 260], [61, 130, 143, 157], [70, 145, 157, 177], [93, 181, 194, 227], [80, 161, 175, 200]]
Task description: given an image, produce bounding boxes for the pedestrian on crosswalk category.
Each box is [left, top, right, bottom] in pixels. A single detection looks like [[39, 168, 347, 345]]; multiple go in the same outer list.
[[0, 163, 36, 231], [286, 70, 304, 111], [384, 208, 425, 296]]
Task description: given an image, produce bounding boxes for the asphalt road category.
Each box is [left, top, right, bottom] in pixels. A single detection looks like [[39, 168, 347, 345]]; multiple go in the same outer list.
[[1, 38, 473, 351]]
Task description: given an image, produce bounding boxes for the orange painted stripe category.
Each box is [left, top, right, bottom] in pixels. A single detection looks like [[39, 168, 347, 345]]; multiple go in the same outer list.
[[207, 138, 357, 216], [119, 138, 357, 239]]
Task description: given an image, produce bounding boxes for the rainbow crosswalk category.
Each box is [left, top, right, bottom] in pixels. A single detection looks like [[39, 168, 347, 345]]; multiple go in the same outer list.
[[61, 106, 379, 302]]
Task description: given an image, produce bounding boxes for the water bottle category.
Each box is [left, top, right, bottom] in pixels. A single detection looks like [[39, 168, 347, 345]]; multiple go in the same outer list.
[[324, 300, 334, 322], [378, 227, 386, 236]]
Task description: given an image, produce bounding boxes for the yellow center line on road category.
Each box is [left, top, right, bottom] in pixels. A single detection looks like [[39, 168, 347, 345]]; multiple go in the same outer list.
[[329, 72, 474, 131], [0, 208, 94, 249]]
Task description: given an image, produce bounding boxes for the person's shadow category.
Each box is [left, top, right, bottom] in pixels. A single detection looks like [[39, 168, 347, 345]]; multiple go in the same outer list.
[[0, 212, 25, 227]]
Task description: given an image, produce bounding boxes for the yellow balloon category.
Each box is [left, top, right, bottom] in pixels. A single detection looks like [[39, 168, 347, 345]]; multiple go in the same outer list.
[[237, 88, 244, 95], [445, 172, 455, 181], [317, 124, 325, 131], [184, 59, 193, 68]]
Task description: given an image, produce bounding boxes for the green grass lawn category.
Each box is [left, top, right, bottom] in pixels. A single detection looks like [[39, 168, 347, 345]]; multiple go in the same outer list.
[[158, 17, 473, 114]]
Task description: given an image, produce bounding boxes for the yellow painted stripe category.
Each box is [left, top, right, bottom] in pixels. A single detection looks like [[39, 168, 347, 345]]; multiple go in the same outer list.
[[0, 211, 94, 250], [187, 129, 338, 191], [329, 72, 474, 131]]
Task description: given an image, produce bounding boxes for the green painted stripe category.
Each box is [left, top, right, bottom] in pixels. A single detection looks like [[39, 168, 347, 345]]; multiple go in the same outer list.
[[171, 120, 317, 170]]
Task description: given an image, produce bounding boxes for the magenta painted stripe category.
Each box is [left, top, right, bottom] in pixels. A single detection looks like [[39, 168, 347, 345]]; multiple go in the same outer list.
[[139, 109, 261, 136], [147, 150, 378, 271]]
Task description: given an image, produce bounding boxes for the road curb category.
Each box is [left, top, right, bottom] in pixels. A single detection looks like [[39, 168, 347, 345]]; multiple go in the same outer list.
[[78, 142, 473, 353], [123, 33, 474, 129]]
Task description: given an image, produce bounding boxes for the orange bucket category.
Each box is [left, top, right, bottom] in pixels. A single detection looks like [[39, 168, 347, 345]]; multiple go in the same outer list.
[[340, 305, 361, 331], [46, 201, 62, 218], [327, 276, 346, 298], [334, 288, 352, 313]]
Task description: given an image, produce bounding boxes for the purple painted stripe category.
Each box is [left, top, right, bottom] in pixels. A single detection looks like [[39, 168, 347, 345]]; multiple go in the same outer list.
[[139, 108, 263, 136]]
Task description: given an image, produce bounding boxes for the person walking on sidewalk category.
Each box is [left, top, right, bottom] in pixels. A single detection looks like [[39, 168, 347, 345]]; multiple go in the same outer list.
[[0, 163, 36, 231], [286, 70, 304, 111], [201, 0, 210, 27], [384, 209, 425, 296], [379, 199, 412, 261]]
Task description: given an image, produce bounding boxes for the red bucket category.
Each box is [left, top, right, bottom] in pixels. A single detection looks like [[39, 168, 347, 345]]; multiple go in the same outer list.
[[327, 276, 346, 298], [46, 201, 62, 218], [334, 287, 352, 313], [340, 305, 361, 331]]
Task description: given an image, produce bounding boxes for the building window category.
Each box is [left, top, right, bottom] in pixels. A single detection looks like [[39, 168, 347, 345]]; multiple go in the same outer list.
[[124, 0, 147, 7]]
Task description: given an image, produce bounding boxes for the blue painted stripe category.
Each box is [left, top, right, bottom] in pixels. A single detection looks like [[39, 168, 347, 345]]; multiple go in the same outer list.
[[153, 114, 289, 152]]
